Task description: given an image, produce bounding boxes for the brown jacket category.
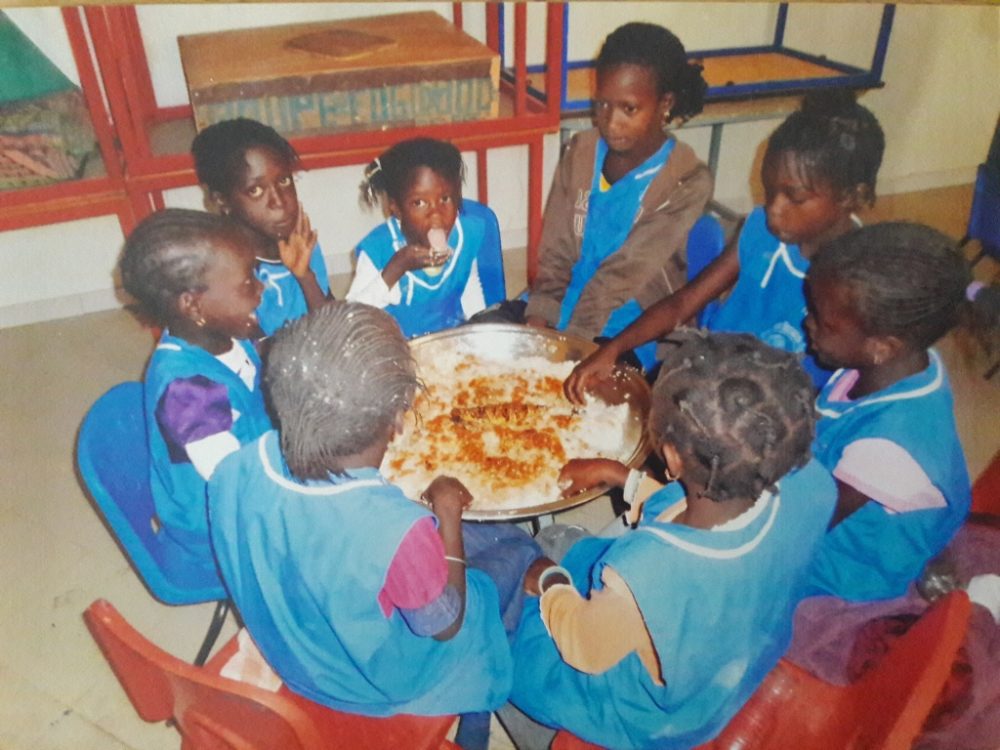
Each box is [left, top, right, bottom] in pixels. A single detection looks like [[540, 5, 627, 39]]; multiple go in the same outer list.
[[525, 128, 713, 339]]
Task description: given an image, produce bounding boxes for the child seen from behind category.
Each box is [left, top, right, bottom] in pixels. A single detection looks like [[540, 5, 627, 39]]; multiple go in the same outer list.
[[347, 137, 505, 338], [509, 333, 836, 750], [566, 90, 885, 399], [119, 208, 272, 581], [208, 302, 539, 733], [191, 117, 330, 336]]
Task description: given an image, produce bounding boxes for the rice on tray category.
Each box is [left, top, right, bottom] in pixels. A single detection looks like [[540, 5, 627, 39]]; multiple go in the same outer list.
[[382, 353, 633, 511]]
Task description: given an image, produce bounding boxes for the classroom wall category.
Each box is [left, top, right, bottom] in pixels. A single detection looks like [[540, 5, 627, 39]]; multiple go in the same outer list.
[[1, 3, 998, 328]]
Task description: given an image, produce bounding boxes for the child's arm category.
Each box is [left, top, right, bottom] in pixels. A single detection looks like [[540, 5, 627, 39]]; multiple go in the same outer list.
[[829, 479, 872, 528], [565, 244, 740, 403], [827, 438, 949, 529], [534, 565, 659, 680], [424, 475, 473, 641], [558, 458, 629, 496], [379, 517, 463, 638], [278, 208, 329, 310], [155, 376, 241, 480], [381, 243, 447, 289]]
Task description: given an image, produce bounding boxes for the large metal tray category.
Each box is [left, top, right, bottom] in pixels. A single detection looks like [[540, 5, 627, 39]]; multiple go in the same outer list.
[[403, 324, 651, 520]]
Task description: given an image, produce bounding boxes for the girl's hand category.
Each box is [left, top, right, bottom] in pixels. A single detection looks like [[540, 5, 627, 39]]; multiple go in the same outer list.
[[386, 243, 448, 275], [558, 458, 628, 498], [564, 346, 618, 405], [278, 207, 319, 279], [423, 475, 473, 523]]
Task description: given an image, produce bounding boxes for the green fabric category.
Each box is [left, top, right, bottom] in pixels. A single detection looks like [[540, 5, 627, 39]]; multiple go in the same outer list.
[[0, 12, 75, 104]]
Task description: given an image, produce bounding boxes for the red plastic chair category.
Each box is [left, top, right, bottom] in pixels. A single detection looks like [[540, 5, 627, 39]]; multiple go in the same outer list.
[[84, 599, 459, 750], [971, 449, 1000, 518], [552, 591, 971, 750]]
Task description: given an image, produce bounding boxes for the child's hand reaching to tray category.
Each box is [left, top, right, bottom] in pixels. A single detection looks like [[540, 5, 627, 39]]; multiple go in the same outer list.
[[558, 458, 629, 498]]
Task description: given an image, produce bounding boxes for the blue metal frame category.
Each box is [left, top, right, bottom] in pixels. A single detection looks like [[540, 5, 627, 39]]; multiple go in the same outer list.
[[508, 2, 896, 113]]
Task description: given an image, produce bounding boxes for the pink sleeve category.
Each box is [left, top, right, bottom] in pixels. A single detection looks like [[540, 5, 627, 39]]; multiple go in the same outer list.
[[377, 517, 448, 617], [833, 437, 947, 514]]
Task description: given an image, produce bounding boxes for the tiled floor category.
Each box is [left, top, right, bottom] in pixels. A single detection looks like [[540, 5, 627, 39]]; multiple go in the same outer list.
[[1, 184, 997, 749]]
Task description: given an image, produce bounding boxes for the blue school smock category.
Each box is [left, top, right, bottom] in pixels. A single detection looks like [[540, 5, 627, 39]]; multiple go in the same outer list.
[[255, 242, 329, 336], [355, 200, 499, 338], [144, 333, 271, 573], [208, 431, 513, 716], [706, 207, 832, 388], [806, 351, 971, 602], [510, 459, 836, 750], [557, 138, 675, 369]]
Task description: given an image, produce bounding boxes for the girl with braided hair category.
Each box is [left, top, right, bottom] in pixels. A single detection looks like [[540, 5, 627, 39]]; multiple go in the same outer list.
[[347, 137, 504, 338], [566, 89, 885, 400], [802, 222, 979, 602], [208, 302, 540, 747], [192, 118, 331, 337], [507, 333, 836, 750], [119, 208, 272, 581]]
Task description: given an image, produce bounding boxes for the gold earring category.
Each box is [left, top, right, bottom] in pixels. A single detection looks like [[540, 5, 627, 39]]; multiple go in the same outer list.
[[664, 466, 679, 482], [196, 317, 207, 328]]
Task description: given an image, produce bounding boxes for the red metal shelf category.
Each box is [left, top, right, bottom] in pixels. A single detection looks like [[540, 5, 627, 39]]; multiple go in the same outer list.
[[5, 4, 564, 277]]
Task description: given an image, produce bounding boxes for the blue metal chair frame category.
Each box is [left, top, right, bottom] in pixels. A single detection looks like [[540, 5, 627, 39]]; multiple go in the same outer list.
[[76, 381, 229, 665]]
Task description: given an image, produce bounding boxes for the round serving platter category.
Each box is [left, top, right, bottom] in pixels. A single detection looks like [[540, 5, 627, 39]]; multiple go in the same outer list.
[[400, 323, 652, 520]]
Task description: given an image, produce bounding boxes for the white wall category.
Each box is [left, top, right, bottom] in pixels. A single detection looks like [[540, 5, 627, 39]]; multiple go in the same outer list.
[[1, 3, 998, 327]]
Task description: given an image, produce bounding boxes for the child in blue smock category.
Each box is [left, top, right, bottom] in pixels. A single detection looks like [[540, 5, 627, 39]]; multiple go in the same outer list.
[[347, 138, 505, 338], [508, 333, 836, 750], [192, 118, 330, 336], [800, 222, 977, 602], [208, 302, 539, 747], [524, 23, 712, 369], [119, 208, 272, 582], [566, 90, 886, 401]]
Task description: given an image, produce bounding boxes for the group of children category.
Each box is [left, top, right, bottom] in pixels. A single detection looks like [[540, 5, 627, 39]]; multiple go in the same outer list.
[[111, 17, 994, 750]]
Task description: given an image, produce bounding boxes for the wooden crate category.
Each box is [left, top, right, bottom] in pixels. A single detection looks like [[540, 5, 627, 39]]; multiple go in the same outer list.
[[178, 12, 500, 137]]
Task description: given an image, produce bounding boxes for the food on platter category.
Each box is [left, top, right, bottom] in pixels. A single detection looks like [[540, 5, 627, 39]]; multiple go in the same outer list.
[[383, 352, 635, 513]]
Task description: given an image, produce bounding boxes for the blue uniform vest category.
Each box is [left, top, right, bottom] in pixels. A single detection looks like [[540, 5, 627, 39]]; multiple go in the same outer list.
[[255, 242, 329, 336], [557, 138, 674, 369], [208, 432, 513, 716], [707, 207, 831, 388], [144, 333, 271, 573], [807, 351, 971, 601], [356, 200, 498, 338], [511, 460, 835, 749]]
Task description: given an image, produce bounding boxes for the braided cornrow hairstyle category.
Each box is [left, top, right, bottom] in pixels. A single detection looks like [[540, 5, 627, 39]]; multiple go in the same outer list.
[[359, 137, 465, 209], [596, 22, 707, 124], [809, 222, 971, 349], [266, 302, 418, 480], [648, 333, 816, 502], [191, 118, 300, 195], [765, 89, 885, 205], [119, 208, 264, 325]]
